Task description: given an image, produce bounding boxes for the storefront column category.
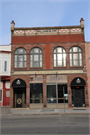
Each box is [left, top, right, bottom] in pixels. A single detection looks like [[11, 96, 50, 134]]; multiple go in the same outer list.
[[10, 87, 14, 108], [68, 86, 72, 108], [26, 87, 30, 108], [43, 75, 47, 108]]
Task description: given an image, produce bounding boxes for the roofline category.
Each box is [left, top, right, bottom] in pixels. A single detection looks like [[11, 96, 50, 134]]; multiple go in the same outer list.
[[14, 25, 81, 30]]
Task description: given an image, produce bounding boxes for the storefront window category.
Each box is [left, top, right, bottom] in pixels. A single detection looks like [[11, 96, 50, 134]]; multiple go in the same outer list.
[[30, 83, 43, 103], [47, 84, 56, 103], [58, 84, 68, 103], [0, 90, 2, 101]]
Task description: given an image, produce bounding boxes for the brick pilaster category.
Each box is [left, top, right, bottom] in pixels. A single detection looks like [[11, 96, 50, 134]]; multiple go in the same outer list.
[[43, 75, 47, 108]]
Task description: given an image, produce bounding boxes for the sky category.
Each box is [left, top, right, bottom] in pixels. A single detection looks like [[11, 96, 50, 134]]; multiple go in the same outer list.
[[0, 0, 90, 45]]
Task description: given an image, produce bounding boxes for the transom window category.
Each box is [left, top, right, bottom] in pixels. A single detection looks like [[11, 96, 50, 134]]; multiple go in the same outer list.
[[14, 48, 27, 68], [30, 48, 42, 67], [69, 46, 82, 66], [53, 47, 66, 67]]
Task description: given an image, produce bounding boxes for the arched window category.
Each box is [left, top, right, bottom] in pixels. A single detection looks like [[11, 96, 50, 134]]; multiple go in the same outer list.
[[30, 48, 42, 67], [14, 48, 27, 68], [53, 47, 66, 67], [69, 46, 82, 66]]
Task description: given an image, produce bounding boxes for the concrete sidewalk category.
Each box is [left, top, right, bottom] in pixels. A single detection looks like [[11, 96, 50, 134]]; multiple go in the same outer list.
[[10, 108, 90, 115]]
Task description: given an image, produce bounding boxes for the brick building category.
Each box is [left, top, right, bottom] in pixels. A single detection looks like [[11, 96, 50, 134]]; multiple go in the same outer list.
[[0, 45, 11, 106], [10, 18, 89, 109], [85, 42, 90, 108]]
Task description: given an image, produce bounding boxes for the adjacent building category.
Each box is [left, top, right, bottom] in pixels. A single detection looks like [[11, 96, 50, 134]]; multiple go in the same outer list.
[[10, 18, 89, 109], [85, 42, 90, 108], [0, 45, 11, 106]]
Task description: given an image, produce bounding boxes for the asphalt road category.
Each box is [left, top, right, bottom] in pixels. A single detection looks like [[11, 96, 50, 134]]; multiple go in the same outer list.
[[1, 114, 89, 134]]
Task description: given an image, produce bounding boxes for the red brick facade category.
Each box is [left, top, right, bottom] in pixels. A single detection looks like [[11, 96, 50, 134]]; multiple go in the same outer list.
[[85, 42, 90, 108], [10, 18, 89, 109]]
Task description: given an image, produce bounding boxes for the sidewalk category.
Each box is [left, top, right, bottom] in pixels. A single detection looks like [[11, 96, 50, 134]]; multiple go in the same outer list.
[[10, 108, 90, 115]]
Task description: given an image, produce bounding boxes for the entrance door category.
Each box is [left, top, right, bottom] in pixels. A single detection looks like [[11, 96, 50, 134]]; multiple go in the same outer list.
[[16, 90, 22, 108], [74, 90, 82, 107]]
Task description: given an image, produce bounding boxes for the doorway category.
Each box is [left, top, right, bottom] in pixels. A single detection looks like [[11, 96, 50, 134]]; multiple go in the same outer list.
[[14, 88, 26, 108]]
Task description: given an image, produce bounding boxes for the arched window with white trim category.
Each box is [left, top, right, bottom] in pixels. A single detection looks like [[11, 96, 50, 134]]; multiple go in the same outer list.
[[14, 48, 27, 68], [69, 46, 82, 67], [53, 47, 66, 67], [30, 47, 42, 67]]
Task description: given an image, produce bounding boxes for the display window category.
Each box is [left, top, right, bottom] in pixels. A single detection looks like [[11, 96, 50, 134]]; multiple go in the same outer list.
[[30, 83, 43, 103]]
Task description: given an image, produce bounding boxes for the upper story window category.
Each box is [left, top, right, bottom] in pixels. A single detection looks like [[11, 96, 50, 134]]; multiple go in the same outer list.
[[69, 46, 82, 67], [30, 48, 42, 67], [14, 48, 27, 68], [4, 61, 7, 71], [53, 47, 66, 67]]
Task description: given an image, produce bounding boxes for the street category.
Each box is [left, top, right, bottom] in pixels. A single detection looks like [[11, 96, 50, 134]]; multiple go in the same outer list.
[[1, 114, 89, 134]]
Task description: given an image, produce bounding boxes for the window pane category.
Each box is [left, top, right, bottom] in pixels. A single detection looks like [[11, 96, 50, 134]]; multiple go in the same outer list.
[[63, 49, 65, 52], [63, 54, 66, 60], [57, 47, 62, 53], [23, 50, 26, 54], [14, 55, 17, 61], [0, 90, 2, 101], [34, 48, 39, 53], [30, 49, 33, 53], [70, 60, 72, 66], [30, 62, 33, 67], [73, 60, 78, 66], [73, 47, 78, 52], [47, 85, 56, 98], [6, 91, 10, 97], [70, 49, 72, 52], [30, 55, 33, 61], [40, 61, 42, 67], [15, 50, 17, 54], [79, 48, 82, 52], [70, 54, 72, 60], [24, 55, 26, 61], [18, 56, 23, 61], [40, 50, 42, 53], [34, 55, 38, 61], [34, 62, 39, 67], [54, 49, 56, 53], [15, 62, 17, 68], [30, 83, 43, 103], [24, 62, 27, 67], [54, 61, 56, 67], [58, 61, 62, 66], [54, 54, 56, 60], [18, 49, 23, 54], [80, 60, 82, 66], [18, 62, 23, 67], [57, 54, 62, 60], [40, 55, 42, 60], [79, 53, 82, 59], [4, 61, 7, 71], [73, 54, 78, 60], [63, 60, 66, 66]]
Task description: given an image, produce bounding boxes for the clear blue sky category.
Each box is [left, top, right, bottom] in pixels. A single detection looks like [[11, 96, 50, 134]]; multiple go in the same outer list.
[[0, 0, 90, 45]]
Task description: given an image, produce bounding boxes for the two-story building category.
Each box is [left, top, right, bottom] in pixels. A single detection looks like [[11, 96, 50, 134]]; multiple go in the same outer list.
[[10, 18, 89, 109], [0, 45, 11, 106]]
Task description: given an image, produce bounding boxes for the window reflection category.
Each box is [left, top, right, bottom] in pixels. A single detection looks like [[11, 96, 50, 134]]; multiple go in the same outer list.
[[53, 47, 66, 67]]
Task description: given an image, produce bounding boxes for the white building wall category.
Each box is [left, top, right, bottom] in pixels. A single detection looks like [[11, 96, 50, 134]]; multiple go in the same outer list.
[[0, 45, 11, 76]]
